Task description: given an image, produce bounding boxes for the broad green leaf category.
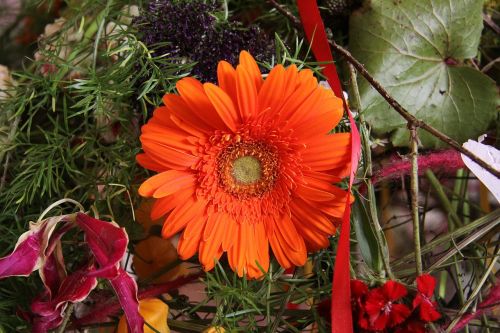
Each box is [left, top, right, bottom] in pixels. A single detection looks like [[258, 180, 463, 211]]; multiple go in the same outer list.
[[349, 0, 498, 148], [352, 198, 383, 273]]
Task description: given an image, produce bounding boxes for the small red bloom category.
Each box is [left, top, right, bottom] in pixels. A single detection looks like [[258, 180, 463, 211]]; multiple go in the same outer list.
[[363, 281, 411, 330], [394, 318, 427, 333], [413, 274, 441, 322], [351, 280, 370, 328]]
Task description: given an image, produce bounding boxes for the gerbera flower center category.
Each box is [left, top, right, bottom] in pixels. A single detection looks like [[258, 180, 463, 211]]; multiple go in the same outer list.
[[232, 156, 262, 184], [217, 141, 278, 198]]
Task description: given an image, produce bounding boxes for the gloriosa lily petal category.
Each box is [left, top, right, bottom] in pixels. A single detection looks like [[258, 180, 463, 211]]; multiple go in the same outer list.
[[0, 212, 144, 333]]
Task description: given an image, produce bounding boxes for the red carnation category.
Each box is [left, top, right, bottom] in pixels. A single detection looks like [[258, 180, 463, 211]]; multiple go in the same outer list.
[[351, 280, 370, 328], [394, 318, 427, 333], [413, 274, 441, 322], [363, 280, 411, 330]]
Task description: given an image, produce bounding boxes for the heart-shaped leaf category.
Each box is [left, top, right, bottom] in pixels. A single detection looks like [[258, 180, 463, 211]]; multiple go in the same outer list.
[[349, 0, 497, 148]]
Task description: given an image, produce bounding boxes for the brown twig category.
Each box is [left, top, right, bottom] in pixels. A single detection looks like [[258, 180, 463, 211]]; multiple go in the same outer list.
[[483, 13, 500, 35], [270, 6, 500, 179], [267, 0, 302, 29]]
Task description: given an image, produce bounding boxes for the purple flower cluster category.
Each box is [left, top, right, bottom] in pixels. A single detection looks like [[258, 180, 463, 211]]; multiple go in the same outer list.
[[135, 0, 274, 82]]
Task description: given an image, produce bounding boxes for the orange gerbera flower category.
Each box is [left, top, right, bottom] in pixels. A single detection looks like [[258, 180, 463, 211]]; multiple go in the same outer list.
[[137, 51, 351, 278]]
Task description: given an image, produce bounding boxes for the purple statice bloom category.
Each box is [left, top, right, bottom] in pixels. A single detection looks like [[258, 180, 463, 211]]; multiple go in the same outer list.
[[134, 0, 274, 82]]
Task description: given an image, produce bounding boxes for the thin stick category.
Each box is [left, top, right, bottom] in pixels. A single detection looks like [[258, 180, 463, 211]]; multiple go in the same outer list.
[[349, 63, 394, 279], [267, 0, 302, 29], [409, 125, 422, 276]]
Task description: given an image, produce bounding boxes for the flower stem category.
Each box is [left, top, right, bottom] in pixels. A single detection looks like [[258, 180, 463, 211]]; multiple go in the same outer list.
[[348, 63, 394, 280], [409, 125, 422, 276], [57, 303, 74, 333]]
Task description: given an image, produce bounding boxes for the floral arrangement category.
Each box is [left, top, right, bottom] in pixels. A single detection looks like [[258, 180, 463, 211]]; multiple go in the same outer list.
[[0, 0, 498, 332]]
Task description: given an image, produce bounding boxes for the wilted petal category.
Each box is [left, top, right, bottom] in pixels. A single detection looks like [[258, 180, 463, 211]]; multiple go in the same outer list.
[[110, 269, 144, 333], [0, 216, 65, 279], [75, 213, 128, 268], [40, 247, 66, 299], [31, 262, 98, 332]]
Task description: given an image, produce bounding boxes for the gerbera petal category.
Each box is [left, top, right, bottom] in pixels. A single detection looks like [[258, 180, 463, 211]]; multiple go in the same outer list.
[[278, 69, 317, 119], [296, 182, 341, 202], [149, 106, 176, 128], [141, 123, 197, 152], [221, 216, 238, 251], [204, 83, 240, 132], [244, 223, 262, 278], [282, 64, 299, 100], [136, 153, 165, 173], [274, 215, 307, 266], [177, 213, 206, 259], [293, 109, 342, 140], [142, 140, 199, 169], [302, 170, 342, 183], [254, 222, 270, 272], [161, 197, 205, 239], [301, 196, 347, 219], [138, 170, 193, 198], [239, 51, 262, 91], [176, 77, 228, 130], [199, 214, 226, 270], [284, 87, 324, 128], [217, 60, 237, 105], [295, 177, 348, 212], [291, 216, 330, 251], [302, 133, 351, 174], [257, 64, 285, 112], [269, 229, 293, 269], [236, 64, 258, 121], [290, 199, 336, 235], [162, 94, 211, 134], [153, 174, 195, 199], [150, 186, 195, 220], [227, 224, 246, 277]]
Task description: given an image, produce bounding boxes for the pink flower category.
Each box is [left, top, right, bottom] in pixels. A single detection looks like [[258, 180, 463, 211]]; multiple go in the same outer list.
[[363, 281, 411, 330], [413, 274, 441, 322]]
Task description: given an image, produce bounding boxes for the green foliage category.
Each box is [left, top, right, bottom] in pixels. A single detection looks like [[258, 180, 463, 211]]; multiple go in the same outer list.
[[349, 0, 498, 147]]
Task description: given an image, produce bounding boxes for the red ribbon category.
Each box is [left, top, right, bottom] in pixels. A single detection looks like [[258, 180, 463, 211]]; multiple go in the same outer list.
[[296, 1, 361, 332]]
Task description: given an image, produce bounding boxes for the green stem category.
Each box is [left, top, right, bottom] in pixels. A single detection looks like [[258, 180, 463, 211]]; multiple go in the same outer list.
[[425, 170, 462, 229], [409, 125, 422, 276], [425, 170, 466, 308], [56, 303, 74, 333], [348, 64, 394, 279]]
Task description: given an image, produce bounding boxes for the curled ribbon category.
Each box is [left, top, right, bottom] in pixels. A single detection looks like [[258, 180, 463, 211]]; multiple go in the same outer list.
[[296, 1, 361, 332]]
